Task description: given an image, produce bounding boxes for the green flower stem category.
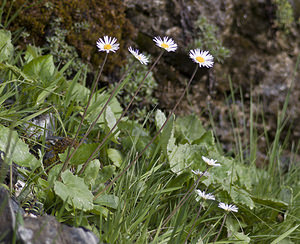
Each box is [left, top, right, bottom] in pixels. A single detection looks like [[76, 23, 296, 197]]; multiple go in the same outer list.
[[60, 52, 108, 175], [78, 50, 165, 175], [93, 64, 199, 200], [184, 202, 204, 243], [62, 61, 135, 168], [161, 164, 207, 228], [213, 213, 227, 243]]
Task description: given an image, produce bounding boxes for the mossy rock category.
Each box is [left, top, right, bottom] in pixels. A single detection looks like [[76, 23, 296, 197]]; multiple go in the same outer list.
[[4, 0, 134, 73]]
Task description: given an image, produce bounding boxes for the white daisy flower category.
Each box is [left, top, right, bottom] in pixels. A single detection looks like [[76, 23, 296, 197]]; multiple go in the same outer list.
[[191, 169, 210, 177], [96, 36, 119, 53], [153, 36, 177, 52], [195, 189, 215, 201], [218, 202, 238, 212], [189, 49, 214, 68], [128, 47, 149, 65], [202, 156, 221, 167]]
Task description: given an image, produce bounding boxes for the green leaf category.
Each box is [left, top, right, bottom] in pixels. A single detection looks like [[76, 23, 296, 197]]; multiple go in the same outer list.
[[59, 143, 98, 165], [54, 170, 93, 211], [168, 144, 204, 174], [0, 29, 14, 62], [270, 225, 300, 244], [194, 130, 215, 148], [23, 55, 55, 83], [82, 159, 100, 187], [107, 148, 123, 167], [155, 109, 175, 156], [175, 114, 206, 144], [95, 165, 116, 185], [0, 125, 40, 169], [104, 105, 119, 142], [252, 196, 288, 209], [24, 45, 42, 63], [120, 121, 154, 156], [48, 163, 63, 185], [155, 109, 167, 129], [94, 194, 119, 209], [230, 186, 255, 210], [35, 85, 57, 105], [72, 83, 90, 104]]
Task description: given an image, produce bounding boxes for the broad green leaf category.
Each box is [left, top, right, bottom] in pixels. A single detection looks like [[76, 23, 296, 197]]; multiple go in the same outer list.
[[107, 148, 123, 167], [95, 165, 116, 185], [104, 105, 119, 141], [59, 143, 98, 165], [252, 196, 288, 209], [23, 55, 55, 83], [48, 163, 63, 185], [54, 170, 93, 211], [155, 109, 167, 129], [24, 45, 42, 63], [229, 232, 251, 243], [83, 159, 100, 187], [175, 114, 206, 144], [0, 125, 40, 169], [0, 29, 13, 62], [168, 144, 204, 174], [72, 82, 90, 104], [230, 186, 255, 210], [94, 194, 119, 209], [155, 109, 175, 156], [194, 130, 215, 148]]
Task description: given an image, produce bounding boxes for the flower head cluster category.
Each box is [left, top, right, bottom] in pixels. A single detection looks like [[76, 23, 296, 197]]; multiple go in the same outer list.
[[195, 189, 215, 201], [96, 36, 119, 53], [202, 156, 221, 167], [128, 47, 149, 65], [189, 49, 214, 68], [218, 202, 238, 213], [153, 36, 177, 52]]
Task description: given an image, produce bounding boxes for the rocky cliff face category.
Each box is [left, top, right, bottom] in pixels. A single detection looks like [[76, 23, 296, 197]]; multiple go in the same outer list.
[[124, 0, 300, 164]]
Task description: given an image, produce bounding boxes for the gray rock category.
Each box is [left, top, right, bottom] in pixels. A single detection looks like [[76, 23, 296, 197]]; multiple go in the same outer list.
[[18, 215, 99, 244], [0, 187, 99, 244], [0, 187, 16, 243], [0, 150, 18, 186]]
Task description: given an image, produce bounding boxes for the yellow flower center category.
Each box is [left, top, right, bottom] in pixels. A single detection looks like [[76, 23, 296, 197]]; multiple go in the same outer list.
[[104, 44, 112, 50], [137, 56, 141, 60], [196, 56, 205, 63], [161, 43, 169, 49]]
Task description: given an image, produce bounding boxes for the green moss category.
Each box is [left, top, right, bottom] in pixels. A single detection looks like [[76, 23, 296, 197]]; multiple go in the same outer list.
[[274, 0, 295, 33], [191, 16, 230, 63], [44, 17, 88, 78], [4, 0, 134, 73]]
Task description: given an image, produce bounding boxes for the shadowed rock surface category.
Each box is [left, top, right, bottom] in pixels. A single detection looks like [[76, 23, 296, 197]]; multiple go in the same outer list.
[[0, 187, 99, 244]]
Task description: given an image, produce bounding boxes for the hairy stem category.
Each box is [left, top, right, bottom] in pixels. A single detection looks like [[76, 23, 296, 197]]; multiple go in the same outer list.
[[213, 214, 227, 243], [184, 202, 204, 243]]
